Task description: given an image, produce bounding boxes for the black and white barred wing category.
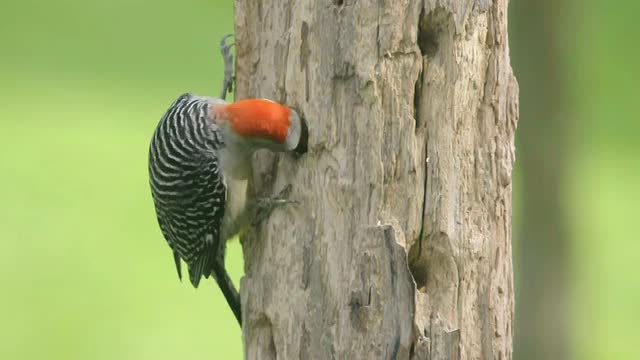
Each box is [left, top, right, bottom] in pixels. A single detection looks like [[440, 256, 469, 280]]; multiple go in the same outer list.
[[152, 160, 226, 287], [148, 93, 227, 287]]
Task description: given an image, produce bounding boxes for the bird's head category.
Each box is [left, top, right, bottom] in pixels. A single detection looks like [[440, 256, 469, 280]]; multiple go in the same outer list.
[[211, 99, 307, 154]]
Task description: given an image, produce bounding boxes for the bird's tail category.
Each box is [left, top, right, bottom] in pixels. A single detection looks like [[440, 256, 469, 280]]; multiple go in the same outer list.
[[188, 252, 213, 288], [211, 262, 242, 325]]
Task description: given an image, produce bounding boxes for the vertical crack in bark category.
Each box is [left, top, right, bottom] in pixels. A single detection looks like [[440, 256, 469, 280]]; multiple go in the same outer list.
[[300, 22, 311, 102], [302, 234, 312, 289], [409, 121, 429, 291], [408, 5, 432, 292], [384, 226, 399, 289], [413, 67, 424, 130]]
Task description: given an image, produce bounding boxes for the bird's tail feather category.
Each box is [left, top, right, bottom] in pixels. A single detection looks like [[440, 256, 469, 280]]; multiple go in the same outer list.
[[173, 251, 182, 281], [188, 252, 212, 288]]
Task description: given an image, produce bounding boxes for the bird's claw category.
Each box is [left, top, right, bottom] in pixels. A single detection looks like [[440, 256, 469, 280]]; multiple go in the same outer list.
[[252, 185, 298, 225], [220, 34, 235, 100]]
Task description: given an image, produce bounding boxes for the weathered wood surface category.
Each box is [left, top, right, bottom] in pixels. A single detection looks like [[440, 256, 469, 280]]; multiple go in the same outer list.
[[234, 0, 518, 358]]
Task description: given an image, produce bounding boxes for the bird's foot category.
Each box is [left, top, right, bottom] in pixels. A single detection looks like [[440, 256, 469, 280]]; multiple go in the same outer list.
[[252, 185, 298, 226], [220, 34, 235, 100]]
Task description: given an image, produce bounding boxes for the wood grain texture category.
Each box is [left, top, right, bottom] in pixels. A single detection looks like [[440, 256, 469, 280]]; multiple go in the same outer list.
[[234, 0, 518, 358]]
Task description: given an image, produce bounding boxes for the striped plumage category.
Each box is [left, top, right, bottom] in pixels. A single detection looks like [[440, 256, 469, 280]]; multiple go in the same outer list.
[[148, 93, 227, 287], [148, 92, 306, 325]]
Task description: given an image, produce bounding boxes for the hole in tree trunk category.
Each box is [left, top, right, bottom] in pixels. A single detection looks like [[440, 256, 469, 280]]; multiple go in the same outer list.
[[418, 6, 449, 58], [408, 241, 428, 291], [292, 108, 308, 155]]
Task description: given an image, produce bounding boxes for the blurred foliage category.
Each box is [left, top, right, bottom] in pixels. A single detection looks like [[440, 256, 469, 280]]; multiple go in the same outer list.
[[567, 0, 640, 357], [510, 0, 640, 359], [0, 0, 242, 359], [0, 0, 638, 359]]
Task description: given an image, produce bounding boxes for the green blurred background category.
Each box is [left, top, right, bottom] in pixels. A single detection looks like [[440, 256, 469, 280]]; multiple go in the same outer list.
[[0, 0, 637, 359], [0, 0, 242, 358]]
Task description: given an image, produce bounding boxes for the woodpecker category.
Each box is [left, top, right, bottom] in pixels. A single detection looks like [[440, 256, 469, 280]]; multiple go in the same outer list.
[[148, 93, 306, 325], [148, 36, 306, 325]]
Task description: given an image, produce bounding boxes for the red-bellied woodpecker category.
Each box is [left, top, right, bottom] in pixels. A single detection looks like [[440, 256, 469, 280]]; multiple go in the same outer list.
[[148, 94, 306, 325], [148, 36, 307, 325]]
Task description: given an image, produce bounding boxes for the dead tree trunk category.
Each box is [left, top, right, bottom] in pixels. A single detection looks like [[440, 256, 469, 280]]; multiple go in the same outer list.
[[234, 1, 518, 359]]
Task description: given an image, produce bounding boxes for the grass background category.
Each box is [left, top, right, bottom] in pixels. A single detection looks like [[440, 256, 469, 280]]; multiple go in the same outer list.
[[0, 0, 638, 359], [563, 1, 640, 357], [0, 0, 242, 358]]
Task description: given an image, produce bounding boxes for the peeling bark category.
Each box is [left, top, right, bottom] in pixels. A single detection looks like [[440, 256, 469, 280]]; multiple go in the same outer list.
[[234, 0, 517, 358]]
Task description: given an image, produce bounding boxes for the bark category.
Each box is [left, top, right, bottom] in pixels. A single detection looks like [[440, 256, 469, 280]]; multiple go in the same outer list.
[[234, 0, 518, 359], [511, 0, 571, 358]]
